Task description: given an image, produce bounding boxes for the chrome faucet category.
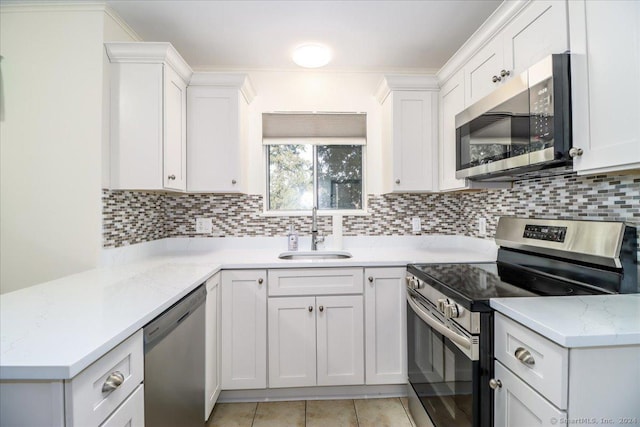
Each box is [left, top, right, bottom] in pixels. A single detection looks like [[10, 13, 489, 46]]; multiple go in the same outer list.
[[311, 207, 324, 250]]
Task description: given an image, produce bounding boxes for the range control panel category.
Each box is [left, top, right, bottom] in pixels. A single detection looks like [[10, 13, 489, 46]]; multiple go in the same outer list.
[[523, 224, 567, 242]]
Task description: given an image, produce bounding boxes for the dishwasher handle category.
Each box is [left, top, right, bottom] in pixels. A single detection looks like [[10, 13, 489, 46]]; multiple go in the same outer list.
[[144, 284, 206, 352]]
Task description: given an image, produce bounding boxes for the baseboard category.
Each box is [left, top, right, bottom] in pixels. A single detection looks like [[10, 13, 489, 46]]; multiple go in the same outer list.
[[218, 384, 407, 403]]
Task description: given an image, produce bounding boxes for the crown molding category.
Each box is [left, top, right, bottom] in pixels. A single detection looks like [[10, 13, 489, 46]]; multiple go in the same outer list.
[[104, 5, 141, 42], [105, 42, 193, 83], [374, 74, 439, 104], [436, 0, 529, 84], [0, 1, 106, 13], [189, 72, 256, 104]]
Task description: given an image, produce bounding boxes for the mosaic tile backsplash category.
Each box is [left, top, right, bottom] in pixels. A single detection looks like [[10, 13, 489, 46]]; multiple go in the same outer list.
[[103, 172, 640, 254]]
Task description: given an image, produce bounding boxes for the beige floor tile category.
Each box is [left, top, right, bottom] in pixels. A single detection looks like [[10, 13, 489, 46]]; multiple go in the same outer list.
[[207, 402, 257, 427], [252, 400, 306, 427], [306, 399, 358, 427], [354, 397, 413, 427]]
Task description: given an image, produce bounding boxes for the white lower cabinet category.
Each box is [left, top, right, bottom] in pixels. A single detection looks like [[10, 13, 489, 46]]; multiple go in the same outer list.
[[268, 296, 317, 388], [268, 294, 364, 388], [494, 361, 565, 427], [316, 295, 364, 386], [205, 273, 221, 419], [0, 331, 144, 427], [493, 312, 640, 427], [99, 384, 145, 427], [364, 267, 407, 384], [221, 270, 267, 390]]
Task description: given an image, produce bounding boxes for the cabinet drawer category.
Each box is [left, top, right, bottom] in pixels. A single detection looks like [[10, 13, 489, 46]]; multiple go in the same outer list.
[[65, 330, 144, 426], [268, 268, 364, 296], [494, 313, 568, 409], [99, 384, 144, 427]]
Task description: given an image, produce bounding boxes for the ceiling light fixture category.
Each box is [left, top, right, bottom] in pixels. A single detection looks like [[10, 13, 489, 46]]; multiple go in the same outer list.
[[292, 43, 332, 68]]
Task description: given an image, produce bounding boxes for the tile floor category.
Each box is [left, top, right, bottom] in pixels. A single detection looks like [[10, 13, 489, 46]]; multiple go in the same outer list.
[[207, 397, 416, 427]]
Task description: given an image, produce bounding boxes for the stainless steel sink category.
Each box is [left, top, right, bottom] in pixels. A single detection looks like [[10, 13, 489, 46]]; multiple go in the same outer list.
[[278, 250, 353, 260]]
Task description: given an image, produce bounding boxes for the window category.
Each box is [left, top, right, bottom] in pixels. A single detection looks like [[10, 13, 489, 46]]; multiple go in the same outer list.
[[263, 113, 366, 212]]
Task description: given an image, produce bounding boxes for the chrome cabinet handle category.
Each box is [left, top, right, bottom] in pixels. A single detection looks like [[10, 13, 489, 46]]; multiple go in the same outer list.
[[489, 378, 502, 390], [308, 306, 313, 312], [514, 347, 535, 366], [569, 147, 584, 158], [258, 278, 264, 285], [368, 276, 374, 283], [319, 305, 324, 312], [102, 371, 125, 393], [492, 75, 501, 83], [167, 174, 176, 180], [232, 179, 237, 184], [395, 179, 400, 184], [500, 69, 510, 77]]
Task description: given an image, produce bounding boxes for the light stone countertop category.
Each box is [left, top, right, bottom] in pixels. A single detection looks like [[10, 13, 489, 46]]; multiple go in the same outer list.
[[1, 235, 497, 380], [491, 294, 640, 348]]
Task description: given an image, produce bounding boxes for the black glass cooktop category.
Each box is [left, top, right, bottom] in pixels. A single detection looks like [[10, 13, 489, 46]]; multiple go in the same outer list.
[[407, 262, 607, 312]]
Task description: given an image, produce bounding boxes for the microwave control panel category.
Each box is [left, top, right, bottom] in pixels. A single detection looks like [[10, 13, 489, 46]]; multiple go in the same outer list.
[[530, 78, 554, 144]]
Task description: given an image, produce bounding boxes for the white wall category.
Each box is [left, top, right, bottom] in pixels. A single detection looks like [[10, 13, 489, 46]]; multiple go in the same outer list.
[[244, 70, 385, 196], [0, 6, 135, 294]]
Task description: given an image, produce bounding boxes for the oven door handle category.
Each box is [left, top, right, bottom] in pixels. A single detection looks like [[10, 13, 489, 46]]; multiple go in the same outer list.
[[407, 295, 472, 350]]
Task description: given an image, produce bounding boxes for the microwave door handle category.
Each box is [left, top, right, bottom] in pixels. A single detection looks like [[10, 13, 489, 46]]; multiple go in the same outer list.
[[407, 295, 472, 350]]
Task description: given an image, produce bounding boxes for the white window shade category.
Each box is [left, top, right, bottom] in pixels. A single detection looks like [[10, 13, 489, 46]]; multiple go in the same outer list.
[[262, 113, 366, 145]]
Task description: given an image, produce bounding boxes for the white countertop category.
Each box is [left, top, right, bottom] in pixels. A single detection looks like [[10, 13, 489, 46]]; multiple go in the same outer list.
[[1, 235, 497, 380], [491, 294, 640, 348]]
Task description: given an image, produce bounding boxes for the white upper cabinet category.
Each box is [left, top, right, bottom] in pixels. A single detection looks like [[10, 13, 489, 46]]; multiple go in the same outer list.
[[464, 0, 568, 106], [106, 42, 192, 191], [376, 76, 439, 193], [464, 36, 505, 106], [187, 74, 255, 193], [438, 70, 468, 192], [502, 0, 568, 77], [569, 0, 640, 175]]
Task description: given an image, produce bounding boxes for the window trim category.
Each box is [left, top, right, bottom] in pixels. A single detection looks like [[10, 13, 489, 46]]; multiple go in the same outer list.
[[263, 144, 367, 215]]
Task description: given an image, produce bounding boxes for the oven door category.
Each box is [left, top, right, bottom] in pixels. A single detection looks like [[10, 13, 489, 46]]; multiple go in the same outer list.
[[407, 291, 480, 427]]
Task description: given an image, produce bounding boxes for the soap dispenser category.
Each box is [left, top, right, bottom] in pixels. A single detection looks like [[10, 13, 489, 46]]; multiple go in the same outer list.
[[287, 225, 299, 251]]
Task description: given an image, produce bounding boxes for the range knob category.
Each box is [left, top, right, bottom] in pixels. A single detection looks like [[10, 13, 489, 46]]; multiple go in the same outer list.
[[444, 302, 463, 319], [437, 298, 450, 313]]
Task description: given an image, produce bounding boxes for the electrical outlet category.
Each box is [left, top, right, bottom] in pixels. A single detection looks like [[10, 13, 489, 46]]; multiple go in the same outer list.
[[411, 217, 421, 233], [478, 217, 487, 237], [195, 218, 213, 234]]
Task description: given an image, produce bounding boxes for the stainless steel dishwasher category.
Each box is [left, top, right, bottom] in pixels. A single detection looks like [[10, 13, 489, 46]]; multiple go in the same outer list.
[[144, 284, 206, 427]]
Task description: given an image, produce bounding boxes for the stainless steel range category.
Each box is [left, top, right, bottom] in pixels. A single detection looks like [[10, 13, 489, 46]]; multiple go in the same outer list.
[[405, 217, 637, 427]]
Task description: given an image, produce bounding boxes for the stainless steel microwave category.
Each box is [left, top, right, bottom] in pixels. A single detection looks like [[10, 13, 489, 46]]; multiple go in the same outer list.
[[455, 54, 572, 181]]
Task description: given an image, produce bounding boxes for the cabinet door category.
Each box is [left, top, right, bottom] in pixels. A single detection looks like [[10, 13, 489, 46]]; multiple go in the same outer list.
[[569, 0, 640, 174], [316, 295, 364, 386], [268, 297, 317, 388], [364, 268, 407, 385], [464, 36, 504, 106], [502, 0, 568, 77], [494, 361, 566, 427], [221, 270, 267, 389], [99, 384, 144, 427], [205, 274, 221, 420], [390, 91, 438, 192], [187, 87, 246, 192], [438, 70, 467, 192], [109, 63, 164, 190], [163, 64, 187, 191]]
